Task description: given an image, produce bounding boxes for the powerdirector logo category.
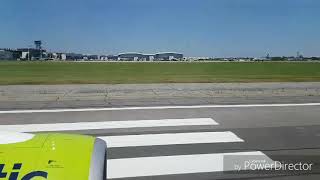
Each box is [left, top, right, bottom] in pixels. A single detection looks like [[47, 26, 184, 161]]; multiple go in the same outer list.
[[223, 155, 320, 175]]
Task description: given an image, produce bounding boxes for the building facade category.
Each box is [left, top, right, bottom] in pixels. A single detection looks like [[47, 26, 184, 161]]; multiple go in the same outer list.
[[66, 53, 84, 60], [118, 53, 144, 61], [18, 48, 46, 60], [155, 53, 183, 61], [0, 49, 21, 60]]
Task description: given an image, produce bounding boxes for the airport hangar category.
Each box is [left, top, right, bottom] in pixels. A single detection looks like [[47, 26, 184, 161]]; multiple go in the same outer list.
[[117, 52, 183, 61]]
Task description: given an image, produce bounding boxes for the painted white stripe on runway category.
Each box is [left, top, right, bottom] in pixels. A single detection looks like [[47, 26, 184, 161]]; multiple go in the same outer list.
[[99, 131, 243, 148], [107, 151, 274, 179], [0, 103, 319, 114], [0, 118, 217, 132]]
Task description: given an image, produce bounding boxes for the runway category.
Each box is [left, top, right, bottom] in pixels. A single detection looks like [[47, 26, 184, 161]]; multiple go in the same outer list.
[[1, 103, 320, 179], [1, 82, 320, 110]]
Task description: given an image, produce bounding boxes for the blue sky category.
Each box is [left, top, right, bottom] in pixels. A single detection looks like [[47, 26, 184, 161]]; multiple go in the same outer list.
[[0, 0, 319, 57]]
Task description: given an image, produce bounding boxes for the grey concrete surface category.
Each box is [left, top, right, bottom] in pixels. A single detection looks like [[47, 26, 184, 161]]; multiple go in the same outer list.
[[0, 82, 320, 110], [1, 105, 320, 179]]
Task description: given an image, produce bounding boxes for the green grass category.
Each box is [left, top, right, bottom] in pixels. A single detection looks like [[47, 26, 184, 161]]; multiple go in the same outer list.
[[0, 61, 319, 84]]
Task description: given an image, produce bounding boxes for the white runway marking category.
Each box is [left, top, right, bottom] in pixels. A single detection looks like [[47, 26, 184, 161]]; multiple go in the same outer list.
[[99, 131, 243, 148], [107, 151, 274, 179], [0, 103, 320, 114], [0, 103, 319, 114], [0, 118, 217, 132]]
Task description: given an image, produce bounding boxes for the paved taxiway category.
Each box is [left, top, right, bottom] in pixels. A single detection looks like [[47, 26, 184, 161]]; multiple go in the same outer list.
[[1, 103, 320, 179]]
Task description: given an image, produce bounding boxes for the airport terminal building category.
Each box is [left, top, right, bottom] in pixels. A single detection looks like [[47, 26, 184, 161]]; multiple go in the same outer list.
[[117, 52, 183, 61], [0, 49, 21, 60], [155, 53, 183, 61], [118, 53, 145, 61], [0, 39, 184, 61]]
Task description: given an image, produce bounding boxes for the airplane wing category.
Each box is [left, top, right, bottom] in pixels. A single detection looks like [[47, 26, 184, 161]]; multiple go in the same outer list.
[[0, 132, 106, 180]]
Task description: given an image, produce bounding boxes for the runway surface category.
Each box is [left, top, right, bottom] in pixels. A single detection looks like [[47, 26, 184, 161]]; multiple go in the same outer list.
[[1, 82, 320, 110], [1, 103, 320, 179]]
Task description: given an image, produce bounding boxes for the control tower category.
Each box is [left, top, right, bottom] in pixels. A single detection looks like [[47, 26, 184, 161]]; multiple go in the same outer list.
[[34, 41, 42, 50], [34, 40, 42, 59]]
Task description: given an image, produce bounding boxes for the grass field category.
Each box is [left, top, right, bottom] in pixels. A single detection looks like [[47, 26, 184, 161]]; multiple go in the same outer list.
[[0, 61, 319, 84]]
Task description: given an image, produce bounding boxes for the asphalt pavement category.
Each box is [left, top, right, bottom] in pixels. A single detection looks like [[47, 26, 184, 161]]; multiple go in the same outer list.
[[1, 103, 320, 179], [1, 82, 320, 110]]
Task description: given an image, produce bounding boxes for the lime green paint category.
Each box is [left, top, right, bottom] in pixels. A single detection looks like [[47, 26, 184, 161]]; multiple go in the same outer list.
[[0, 133, 95, 180]]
